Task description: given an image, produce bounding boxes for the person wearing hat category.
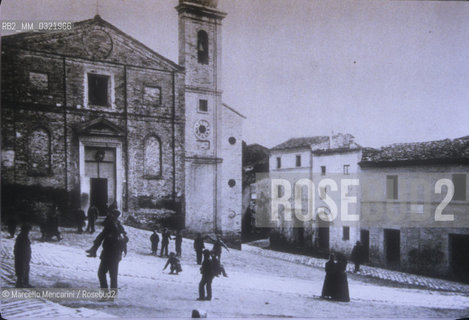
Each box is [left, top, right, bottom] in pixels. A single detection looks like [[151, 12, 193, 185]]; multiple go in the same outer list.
[[86, 209, 128, 290], [14, 225, 32, 288], [198, 249, 214, 301]]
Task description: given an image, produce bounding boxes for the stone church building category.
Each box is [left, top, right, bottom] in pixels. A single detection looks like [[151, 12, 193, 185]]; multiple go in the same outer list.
[[1, 0, 243, 243]]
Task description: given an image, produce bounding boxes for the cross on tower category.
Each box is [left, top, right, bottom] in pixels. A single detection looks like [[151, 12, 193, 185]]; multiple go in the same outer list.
[[95, 0, 101, 16]]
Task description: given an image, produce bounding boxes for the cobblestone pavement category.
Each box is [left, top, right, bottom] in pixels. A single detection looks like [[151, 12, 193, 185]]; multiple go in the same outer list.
[[243, 243, 469, 294]]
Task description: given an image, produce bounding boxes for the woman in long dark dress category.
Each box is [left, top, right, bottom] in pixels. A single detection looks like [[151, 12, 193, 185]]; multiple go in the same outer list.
[[321, 254, 335, 299], [333, 253, 350, 302]]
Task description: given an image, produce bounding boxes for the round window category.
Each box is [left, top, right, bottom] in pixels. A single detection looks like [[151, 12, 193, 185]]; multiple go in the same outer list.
[[228, 137, 236, 145], [228, 179, 236, 187]]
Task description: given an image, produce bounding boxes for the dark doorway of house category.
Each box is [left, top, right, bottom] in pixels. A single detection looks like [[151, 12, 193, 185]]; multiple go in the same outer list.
[[384, 229, 400, 267], [318, 227, 329, 251], [90, 178, 108, 216], [449, 234, 469, 283], [360, 229, 370, 262], [295, 227, 305, 246]]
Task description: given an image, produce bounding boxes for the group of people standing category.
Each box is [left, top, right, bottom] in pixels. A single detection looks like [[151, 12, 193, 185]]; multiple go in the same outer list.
[[321, 252, 350, 302], [39, 204, 62, 241], [150, 228, 230, 300], [320, 241, 365, 302], [149, 228, 183, 258], [74, 204, 99, 234]]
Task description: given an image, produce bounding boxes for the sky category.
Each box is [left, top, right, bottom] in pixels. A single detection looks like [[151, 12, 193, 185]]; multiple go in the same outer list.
[[1, 0, 469, 148]]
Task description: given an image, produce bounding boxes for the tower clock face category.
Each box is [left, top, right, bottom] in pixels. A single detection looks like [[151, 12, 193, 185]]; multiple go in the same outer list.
[[194, 119, 211, 139]]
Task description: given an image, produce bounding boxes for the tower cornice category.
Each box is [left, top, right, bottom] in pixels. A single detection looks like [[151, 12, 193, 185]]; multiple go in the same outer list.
[[176, 2, 227, 20]]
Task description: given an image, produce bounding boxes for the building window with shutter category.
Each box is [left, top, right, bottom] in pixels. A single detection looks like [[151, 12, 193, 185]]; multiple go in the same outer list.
[[276, 157, 281, 169], [453, 174, 467, 201], [321, 166, 326, 176], [343, 226, 350, 240], [343, 164, 350, 175], [296, 155, 301, 167], [386, 175, 398, 200]]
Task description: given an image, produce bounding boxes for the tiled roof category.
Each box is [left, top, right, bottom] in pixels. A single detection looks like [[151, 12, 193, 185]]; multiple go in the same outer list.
[[361, 136, 469, 165], [271, 136, 329, 151]]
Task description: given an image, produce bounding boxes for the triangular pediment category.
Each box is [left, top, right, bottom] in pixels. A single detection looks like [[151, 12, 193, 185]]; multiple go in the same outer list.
[[76, 117, 125, 137], [2, 15, 182, 72]]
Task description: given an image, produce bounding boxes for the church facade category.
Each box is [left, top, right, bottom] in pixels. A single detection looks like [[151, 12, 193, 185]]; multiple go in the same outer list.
[[1, 0, 243, 243]]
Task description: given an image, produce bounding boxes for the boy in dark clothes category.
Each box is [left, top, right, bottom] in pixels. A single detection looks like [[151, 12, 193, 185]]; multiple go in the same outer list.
[[14, 225, 32, 288], [163, 252, 182, 275], [150, 230, 160, 255], [194, 233, 205, 265]]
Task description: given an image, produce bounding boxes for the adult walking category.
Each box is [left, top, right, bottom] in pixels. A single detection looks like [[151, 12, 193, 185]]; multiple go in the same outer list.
[[198, 249, 214, 301], [86, 210, 128, 291], [351, 241, 364, 273], [194, 233, 205, 265], [86, 205, 99, 234], [321, 253, 335, 299], [14, 225, 32, 288]]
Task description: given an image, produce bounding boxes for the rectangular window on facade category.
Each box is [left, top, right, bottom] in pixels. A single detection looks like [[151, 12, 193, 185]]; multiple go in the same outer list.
[[386, 175, 398, 200], [199, 99, 208, 112], [296, 155, 301, 167], [88, 73, 109, 106], [453, 174, 467, 201], [276, 157, 281, 169], [144, 86, 161, 106], [343, 226, 350, 240], [321, 166, 326, 176], [29, 72, 48, 90], [344, 164, 350, 175]]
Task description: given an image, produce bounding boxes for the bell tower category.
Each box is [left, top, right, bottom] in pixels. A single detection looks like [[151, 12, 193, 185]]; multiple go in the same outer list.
[[177, 0, 227, 235]]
